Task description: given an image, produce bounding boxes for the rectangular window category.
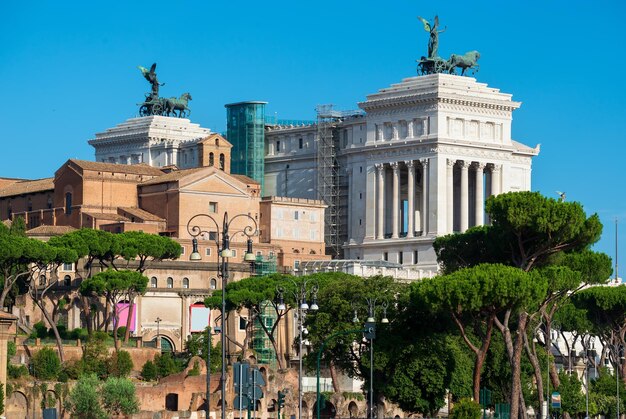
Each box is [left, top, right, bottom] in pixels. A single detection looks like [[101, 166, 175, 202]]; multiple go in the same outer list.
[[239, 316, 247, 331], [359, 192, 362, 199], [208, 231, 217, 241], [208, 202, 218, 213], [231, 249, 237, 258], [399, 252, 403, 264], [383, 252, 388, 261], [294, 260, 300, 270], [360, 166, 363, 173], [299, 138, 303, 149], [63, 263, 74, 272], [414, 250, 419, 264], [294, 211, 299, 220], [180, 246, 185, 255], [256, 251, 262, 256], [276, 141, 280, 151], [205, 248, 212, 256]]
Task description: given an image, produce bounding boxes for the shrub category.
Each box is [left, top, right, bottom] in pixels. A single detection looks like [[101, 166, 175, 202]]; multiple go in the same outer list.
[[56, 324, 67, 339], [154, 352, 178, 378], [31, 321, 48, 339], [64, 374, 106, 419], [450, 398, 482, 419], [62, 360, 82, 381], [101, 377, 139, 416], [115, 326, 127, 340], [81, 332, 109, 379], [32, 347, 61, 380], [8, 364, 29, 379], [141, 360, 157, 381], [69, 328, 88, 341], [187, 360, 200, 377], [107, 350, 134, 378]]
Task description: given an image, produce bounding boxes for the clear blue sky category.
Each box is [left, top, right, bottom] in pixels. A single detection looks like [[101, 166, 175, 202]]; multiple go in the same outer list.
[[1, 1, 625, 273]]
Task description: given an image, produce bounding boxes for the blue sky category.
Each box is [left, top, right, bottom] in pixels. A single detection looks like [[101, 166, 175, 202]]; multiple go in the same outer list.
[[1, 1, 625, 273]]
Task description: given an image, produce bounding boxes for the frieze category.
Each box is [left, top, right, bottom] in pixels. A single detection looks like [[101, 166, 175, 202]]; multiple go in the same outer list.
[[437, 102, 512, 118], [366, 104, 438, 118]]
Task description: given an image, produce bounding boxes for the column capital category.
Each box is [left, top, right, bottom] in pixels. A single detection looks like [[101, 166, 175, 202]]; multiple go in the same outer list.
[[447, 159, 456, 168], [391, 161, 400, 172], [420, 158, 429, 169], [375, 163, 384, 171], [404, 160, 415, 169], [491, 163, 501, 173], [459, 160, 472, 170], [474, 162, 487, 171]]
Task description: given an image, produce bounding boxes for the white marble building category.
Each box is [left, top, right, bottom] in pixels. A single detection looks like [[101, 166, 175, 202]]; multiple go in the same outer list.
[[264, 74, 539, 273], [88, 116, 212, 168]]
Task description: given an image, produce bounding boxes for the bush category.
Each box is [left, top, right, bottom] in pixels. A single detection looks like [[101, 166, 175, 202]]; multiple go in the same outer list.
[[187, 360, 200, 377], [102, 377, 139, 416], [107, 350, 134, 378], [32, 347, 61, 380], [56, 324, 67, 339], [8, 364, 29, 379], [81, 332, 109, 379], [115, 326, 127, 340], [141, 360, 157, 381], [31, 321, 48, 339], [69, 328, 88, 341], [62, 360, 83, 381], [64, 374, 106, 419], [154, 352, 178, 378], [450, 398, 482, 419]]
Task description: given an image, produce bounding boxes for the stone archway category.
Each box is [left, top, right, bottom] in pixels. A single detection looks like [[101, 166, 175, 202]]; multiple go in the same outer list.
[[348, 401, 359, 418], [312, 400, 336, 419], [6, 391, 29, 418]]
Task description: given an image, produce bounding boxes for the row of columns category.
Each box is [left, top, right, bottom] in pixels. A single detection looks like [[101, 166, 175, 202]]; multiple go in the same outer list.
[[374, 158, 502, 240], [375, 159, 428, 240], [375, 118, 429, 142]]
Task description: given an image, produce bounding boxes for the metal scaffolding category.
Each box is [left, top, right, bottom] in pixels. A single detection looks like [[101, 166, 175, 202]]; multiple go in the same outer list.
[[315, 105, 363, 258]]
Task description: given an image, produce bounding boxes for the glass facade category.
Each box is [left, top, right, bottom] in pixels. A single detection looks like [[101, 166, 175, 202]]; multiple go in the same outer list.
[[225, 101, 267, 194]]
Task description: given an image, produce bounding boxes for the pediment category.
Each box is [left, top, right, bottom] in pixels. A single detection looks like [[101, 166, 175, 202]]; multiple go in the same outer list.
[[179, 169, 252, 197]]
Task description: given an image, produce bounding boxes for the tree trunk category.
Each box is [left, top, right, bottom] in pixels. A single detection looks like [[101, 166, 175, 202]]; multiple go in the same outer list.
[[510, 313, 528, 419], [36, 299, 65, 362], [524, 333, 544, 415], [329, 362, 341, 393], [473, 352, 487, 402], [123, 294, 135, 343]]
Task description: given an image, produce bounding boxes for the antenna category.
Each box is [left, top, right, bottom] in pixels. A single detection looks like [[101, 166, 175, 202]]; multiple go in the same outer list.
[[616, 218, 619, 283]]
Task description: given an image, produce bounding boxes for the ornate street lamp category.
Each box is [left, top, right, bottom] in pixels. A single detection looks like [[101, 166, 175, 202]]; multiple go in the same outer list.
[[187, 212, 258, 419], [276, 278, 319, 419], [155, 317, 162, 349]]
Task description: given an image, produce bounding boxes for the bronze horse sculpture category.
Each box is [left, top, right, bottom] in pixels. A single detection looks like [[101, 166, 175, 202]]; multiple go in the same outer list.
[[446, 51, 480, 75], [165, 93, 192, 118]]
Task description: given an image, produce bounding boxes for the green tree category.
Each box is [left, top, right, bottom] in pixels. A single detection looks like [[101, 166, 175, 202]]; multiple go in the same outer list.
[[79, 270, 148, 350], [141, 360, 157, 381], [101, 377, 139, 416], [154, 352, 179, 378], [555, 371, 585, 417], [32, 347, 61, 380], [80, 332, 109, 379], [107, 350, 134, 378], [184, 327, 222, 374], [450, 398, 482, 419], [415, 264, 542, 401], [64, 374, 106, 419]]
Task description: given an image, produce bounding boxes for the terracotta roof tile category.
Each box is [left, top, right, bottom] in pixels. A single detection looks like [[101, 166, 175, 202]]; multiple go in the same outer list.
[[232, 174, 260, 185], [0, 178, 54, 198], [82, 212, 130, 222], [68, 159, 164, 176], [139, 167, 207, 186], [26, 225, 77, 236], [118, 207, 165, 222]]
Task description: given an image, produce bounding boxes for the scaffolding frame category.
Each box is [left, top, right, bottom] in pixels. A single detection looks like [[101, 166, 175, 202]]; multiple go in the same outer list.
[[315, 105, 363, 258]]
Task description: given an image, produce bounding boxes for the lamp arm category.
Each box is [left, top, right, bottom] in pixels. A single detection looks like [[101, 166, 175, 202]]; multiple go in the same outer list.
[[225, 213, 259, 238], [187, 214, 221, 248]]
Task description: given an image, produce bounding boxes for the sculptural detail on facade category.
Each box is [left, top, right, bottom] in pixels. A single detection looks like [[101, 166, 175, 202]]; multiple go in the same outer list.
[[137, 63, 192, 118], [416, 16, 480, 76]]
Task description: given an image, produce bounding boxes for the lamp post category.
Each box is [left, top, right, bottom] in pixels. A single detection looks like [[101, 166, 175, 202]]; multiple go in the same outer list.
[[187, 212, 258, 419], [616, 343, 623, 419], [205, 325, 219, 419], [586, 336, 596, 419], [276, 278, 319, 419], [360, 298, 388, 419], [155, 317, 162, 349]]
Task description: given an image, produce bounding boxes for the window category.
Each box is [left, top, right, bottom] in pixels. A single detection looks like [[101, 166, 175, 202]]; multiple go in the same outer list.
[[210, 278, 217, 290], [299, 138, 303, 149], [150, 277, 157, 288], [208, 232, 217, 241], [383, 252, 388, 261], [182, 278, 189, 289], [180, 246, 185, 255], [167, 277, 173, 288], [63, 275, 71, 287], [205, 248, 212, 256], [63, 263, 73, 272], [219, 154, 225, 170], [359, 192, 362, 199], [414, 250, 419, 264], [209, 202, 218, 213], [231, 250, 237, 258], [360, 166, 363, 173], [359, 219, 362, 225], [256, 251, 262, 256], [294, 260, 300, 271], [294, 211, 299, 220], [276, 141, 280, 151], [239, 316, 247, 331], [209, 152, 214, 166], [65, 192, 72, 215], [399, 252, 403, 264]]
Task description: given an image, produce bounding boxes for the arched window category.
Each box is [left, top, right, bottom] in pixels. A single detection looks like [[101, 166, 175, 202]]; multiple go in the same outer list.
[[167, 277, 173, 288], [219, 154, 225, 170], [182, 278, 189, 289], [215, 138, 219, 146], [210, 278, 217, 290], [63, 275, 71, 287], [209, 152, 214, 166], [150, 277, 157, 288], [65, 192, 72, 215]]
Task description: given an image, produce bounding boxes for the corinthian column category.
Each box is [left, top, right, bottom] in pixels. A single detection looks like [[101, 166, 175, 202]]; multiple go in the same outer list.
[[474, 163, 486, 226], [391, 162, 400, 238], [460, 161, 470, 232], [420, 158, 429, 236], [406, 161, 415, 238], [447, 159, 455, 233], [491, 164, 502, 196], [376, 164, 385, 239]]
